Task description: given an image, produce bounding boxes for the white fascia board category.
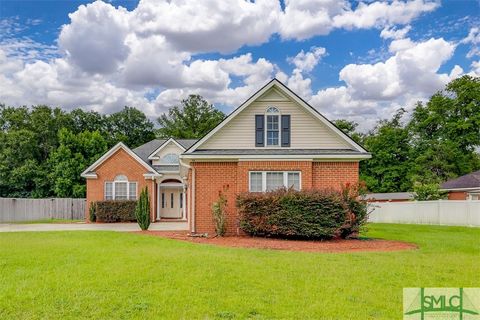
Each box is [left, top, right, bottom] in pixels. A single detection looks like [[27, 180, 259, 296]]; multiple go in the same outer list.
[[148, 138, 185, 160], [82, 173, 98, 179], [180, 153, 371, 160], [440, 187, 480, 192], [186, 78, 368, 154], [81, 142, 156, 178]]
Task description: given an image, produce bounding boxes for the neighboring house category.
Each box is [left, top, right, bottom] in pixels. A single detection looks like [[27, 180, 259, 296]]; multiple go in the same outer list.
[[441, 170, 480, 200], [364, 192, 415, 202], [81, 79, 371, 234]]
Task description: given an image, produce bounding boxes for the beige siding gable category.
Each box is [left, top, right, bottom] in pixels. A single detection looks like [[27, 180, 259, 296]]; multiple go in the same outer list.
[[151, 141, 183, 165], [201, 93, 351, 150], [257, 87, 289, 102]]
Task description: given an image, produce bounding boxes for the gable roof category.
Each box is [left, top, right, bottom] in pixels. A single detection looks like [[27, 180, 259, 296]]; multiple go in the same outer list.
[[133, 138, 197, 164], [441, 170, 480, 190], [81, 142, 157, 178], [185, 78, 369, 155], [147, 138, 187, 160]]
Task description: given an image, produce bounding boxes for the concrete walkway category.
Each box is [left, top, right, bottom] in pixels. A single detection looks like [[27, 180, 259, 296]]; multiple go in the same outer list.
[[0, 222, 189, 232]]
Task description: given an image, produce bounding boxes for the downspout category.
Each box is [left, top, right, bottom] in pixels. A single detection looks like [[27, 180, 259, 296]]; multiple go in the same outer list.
[[180, 159, 195, 234]]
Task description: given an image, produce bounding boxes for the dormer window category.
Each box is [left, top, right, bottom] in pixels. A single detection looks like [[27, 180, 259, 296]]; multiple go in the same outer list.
[[160, 153, 179, 165]]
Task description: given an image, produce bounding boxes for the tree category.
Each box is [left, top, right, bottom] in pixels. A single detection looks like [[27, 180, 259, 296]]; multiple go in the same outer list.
[[70, 109, 106, 134], [107, 106, 156, 148], [360, 109, 412, 192], [48, 128, 108, 197], [413, 182, 446, 201], [408, 75, 480, 183], [135, 187, 151, 231], [157, 94, 225, 139], [333, 119, 363, 143]]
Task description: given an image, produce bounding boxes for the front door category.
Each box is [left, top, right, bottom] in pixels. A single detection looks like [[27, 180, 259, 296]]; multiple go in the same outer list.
[[160, 188, 183, 219]]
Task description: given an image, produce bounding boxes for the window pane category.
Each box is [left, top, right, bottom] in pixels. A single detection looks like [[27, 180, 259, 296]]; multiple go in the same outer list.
[[105, 182, 113, 200], [161, 193, 165, 208], [180, 192, 183, 208], [267, 115, 279, 130], [171, 193, 174, 208], [266, 172, 284, 191], [267, 131, 279, 146], [249, 172, 263, 192], [115, 182, 128, 200], [128, 182, 137, 200], [287, 173, 300, 190]]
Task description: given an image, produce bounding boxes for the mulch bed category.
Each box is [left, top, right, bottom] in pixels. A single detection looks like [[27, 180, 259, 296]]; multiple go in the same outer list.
[[133, 231, 417, 253]]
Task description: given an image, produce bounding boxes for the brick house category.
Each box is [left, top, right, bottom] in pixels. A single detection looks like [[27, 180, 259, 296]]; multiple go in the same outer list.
[[81, 79, 371, 234], [441, 170, 480, 200]]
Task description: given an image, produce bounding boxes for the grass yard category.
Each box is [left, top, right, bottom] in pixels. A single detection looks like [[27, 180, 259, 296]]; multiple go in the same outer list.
[[0, 224, 478, 319]]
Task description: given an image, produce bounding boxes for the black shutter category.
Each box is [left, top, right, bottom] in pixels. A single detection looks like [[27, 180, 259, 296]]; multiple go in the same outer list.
[[281, 115, 290, 147], [255, 115, 264, 147]]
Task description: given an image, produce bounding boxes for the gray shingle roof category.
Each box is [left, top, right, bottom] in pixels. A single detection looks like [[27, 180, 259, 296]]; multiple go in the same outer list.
[[189, 149, 367, 155], [133, 139, 198, 164], [441, 170, 480, 189], [364, 192, 415, 200]]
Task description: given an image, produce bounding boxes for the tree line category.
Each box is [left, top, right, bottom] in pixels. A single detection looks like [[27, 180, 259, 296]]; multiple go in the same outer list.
[[0, 76, 478, 198], [0, 95, 223, 198], [334, 75, 480, 194]]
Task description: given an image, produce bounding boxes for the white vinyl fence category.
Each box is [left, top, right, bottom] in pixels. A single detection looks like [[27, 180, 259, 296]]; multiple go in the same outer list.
[[368, 200, 480, 227], [0, 198, 86, 223]]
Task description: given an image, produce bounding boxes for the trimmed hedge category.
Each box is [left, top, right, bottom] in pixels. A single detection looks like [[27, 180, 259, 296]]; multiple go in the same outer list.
[[236, 186, 368, 240], [95, 200, 137, 223]]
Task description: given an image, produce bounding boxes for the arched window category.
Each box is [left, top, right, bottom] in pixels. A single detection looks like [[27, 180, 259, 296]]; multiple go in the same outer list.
[[265, 106, 280, 146], [105, 175, 137, 200], [160, 153, 179, 164], [266, 106, 279, 113]]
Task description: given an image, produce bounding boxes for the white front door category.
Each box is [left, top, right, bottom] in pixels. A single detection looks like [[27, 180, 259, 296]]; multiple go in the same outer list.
[[160, 188, 183, 219]]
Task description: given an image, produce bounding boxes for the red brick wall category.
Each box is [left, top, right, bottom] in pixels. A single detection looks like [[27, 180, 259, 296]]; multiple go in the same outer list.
[[192, 160, 359, 235], [85, 148, 156, 221], [191, 162, 238, 235], [312, 162, 359, 190], [448, 191, 467, 200]]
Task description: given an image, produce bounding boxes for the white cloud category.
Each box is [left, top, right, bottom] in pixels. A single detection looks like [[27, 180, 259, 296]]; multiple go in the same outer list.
[[132, 0, 281, 53], [59, 1, 130, 74], [380, 25, 412, 40], [309, 37, 459, 131], [0, 0, 453, 131], [461, 27, 480, 58], [332, 0, 438, 30], [288, 47, 326, 73]]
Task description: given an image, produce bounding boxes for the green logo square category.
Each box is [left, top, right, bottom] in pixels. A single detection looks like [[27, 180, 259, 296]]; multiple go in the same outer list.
[[404, 288, 480, 320]]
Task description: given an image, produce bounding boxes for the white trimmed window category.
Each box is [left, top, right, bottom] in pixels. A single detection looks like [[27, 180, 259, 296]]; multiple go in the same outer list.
[[249, 171, 301, 192], [266, 107, 280, 146], [105, 175, 138, 200]]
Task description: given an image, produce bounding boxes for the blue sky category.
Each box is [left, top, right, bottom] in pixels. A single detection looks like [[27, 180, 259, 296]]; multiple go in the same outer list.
[[0, 0, 479, 130]]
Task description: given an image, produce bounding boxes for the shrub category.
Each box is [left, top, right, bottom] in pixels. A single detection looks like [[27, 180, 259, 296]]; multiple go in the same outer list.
[[95, 200, 137, 223], [135, 187, 151, 230], [89, 202, 97, 222], [236, 186, 368, 240], [212, 191, 227, 236], [413, 182, 446, 201], [338, 183, 369, 239]]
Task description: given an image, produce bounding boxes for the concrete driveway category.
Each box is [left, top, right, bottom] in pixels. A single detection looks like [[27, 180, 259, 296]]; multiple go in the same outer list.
[[0, 222, 189, 232]]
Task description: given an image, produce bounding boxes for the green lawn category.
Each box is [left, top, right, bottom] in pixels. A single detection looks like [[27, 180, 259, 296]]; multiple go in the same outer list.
[[0, 224, 478, 320]]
